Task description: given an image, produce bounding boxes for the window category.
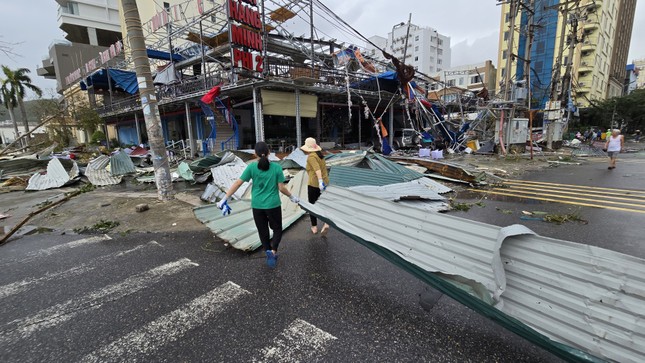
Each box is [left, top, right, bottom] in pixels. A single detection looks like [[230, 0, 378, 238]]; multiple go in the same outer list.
[[471, 75, 482, 83], [501, 68, 506, 77], [447, 79, 456, 86], [438, 39, 443, 46], [431, 36, 436, 42], [415, 46, 419, 51], [459, 78, 464, 85], [504, 31, 509, 41], [415, 35, 419, 41], [502, 52, 507, 59], [415, 56, 418, 61], [437, 59, 442, 65], [437, 67, 442, 72], [438, 49, 443, 55]]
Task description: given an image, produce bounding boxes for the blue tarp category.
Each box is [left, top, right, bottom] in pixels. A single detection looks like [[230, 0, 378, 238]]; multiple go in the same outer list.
[[81, 68, 139, 95], [349, 71, 399, 92], [146, 48, 185, 62]]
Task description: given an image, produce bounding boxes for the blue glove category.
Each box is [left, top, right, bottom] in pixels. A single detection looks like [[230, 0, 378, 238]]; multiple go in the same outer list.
[[318, 179, 327, 192], [217, 198, 232, 216], [289, 195, 300, 204]]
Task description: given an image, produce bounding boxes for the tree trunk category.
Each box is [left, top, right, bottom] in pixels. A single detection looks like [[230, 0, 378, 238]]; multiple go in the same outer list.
[[6, 105, 24, 149], [121, 0, 173, 201], [17, 98, 30, 148]]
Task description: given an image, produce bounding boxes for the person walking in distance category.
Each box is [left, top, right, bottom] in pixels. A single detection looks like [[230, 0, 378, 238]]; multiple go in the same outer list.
[[604, 129, 624, 170], [301, 137, 331, 237], [217, 142, 300, 268]]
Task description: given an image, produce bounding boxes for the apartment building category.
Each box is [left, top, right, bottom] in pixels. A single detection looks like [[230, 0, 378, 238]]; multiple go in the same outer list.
[[366, 23, 450, 76], [496, 0, 636, 109], [37, 0, 122, 93]]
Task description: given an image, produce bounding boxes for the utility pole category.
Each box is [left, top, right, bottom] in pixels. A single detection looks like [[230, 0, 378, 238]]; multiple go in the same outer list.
[[121, 0, 174, 201], [503, 0, 518, 101]]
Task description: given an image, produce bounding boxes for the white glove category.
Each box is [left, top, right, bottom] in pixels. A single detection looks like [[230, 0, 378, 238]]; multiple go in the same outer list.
[[289, 195, 300, 204], [318, 178, 327, 191], [217, 198, 232, 216]]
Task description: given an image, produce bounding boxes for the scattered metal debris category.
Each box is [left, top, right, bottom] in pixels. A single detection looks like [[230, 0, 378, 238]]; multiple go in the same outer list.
[[300, 186, 645, 362], [26, 158, 80, 191]]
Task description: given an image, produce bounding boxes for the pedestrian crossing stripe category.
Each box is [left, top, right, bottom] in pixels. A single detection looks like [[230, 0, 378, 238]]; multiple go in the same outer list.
[[0, 235, 112, 267], [0, 258, 198, 346], [80, 282, 250, 363], [0, 241, 162, 300], [253, 318, 338, 363]]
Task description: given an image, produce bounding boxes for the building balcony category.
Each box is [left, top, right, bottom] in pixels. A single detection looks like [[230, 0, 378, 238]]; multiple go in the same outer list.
[[576, 82, 591, 93], [577, 61, 594, 74], [583, 21, 599, 31]]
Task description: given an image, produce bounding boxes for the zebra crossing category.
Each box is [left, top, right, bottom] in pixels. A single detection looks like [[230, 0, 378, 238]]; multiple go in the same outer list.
[[0, 235, 338, 362], [470, 179, 645, 214]]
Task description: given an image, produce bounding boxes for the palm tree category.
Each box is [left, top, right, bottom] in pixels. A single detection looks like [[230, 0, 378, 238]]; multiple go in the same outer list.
[[1, 66, 42, 147], [0, 83, 22, 148]]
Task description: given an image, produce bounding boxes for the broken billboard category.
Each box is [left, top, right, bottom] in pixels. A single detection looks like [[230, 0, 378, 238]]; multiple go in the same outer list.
[[299, 186, 644, 363]]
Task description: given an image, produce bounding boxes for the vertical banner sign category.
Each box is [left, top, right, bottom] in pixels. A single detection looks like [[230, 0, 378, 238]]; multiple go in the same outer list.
[[227, 0, 264, 73]]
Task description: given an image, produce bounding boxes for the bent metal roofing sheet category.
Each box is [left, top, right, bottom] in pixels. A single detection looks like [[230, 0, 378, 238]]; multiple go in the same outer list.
[[26, 158, 79, 191], [299, 186, 645, 363], [193, 170, 308, 251]]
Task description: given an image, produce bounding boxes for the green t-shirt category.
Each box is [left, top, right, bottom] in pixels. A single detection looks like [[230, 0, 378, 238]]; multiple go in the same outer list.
[[240, 161, 285, 209]]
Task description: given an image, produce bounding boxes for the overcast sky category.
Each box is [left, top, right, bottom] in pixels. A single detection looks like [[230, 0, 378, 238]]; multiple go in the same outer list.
[[1, 0, 643, 98]]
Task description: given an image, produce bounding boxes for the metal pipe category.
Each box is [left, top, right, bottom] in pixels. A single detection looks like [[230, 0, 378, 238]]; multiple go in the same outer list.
[[295, 89, 302, 147], [185, 101, 196, 157]]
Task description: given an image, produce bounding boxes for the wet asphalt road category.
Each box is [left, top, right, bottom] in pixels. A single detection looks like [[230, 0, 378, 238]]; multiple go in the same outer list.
[[2, 152, 643, 362], [1, 225, 559, 362], [458, 151, 645, 259]]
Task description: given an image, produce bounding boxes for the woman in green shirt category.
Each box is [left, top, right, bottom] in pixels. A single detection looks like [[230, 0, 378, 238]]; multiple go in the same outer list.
[[217, 142, 300, 268]]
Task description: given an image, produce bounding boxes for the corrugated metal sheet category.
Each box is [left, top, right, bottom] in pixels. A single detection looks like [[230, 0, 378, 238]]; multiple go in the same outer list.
[[299, 187, 645, 362], [329, 166, 414, 187], [0, 158, 74, 178], [284, 148, 307, 168], [26, 158, 78, 190], [189, 151, 237, 172], [366, 154, 425, 181], [85, 155, 122, 186], [348, 182, 449, 213], [416, 177, 453, 194], [109, 150, 137, 175], [210, 157, 251, 200], [177, 162, 195, 181], [325, 152, 366, 167], [194, 170, 308, 251], [348, 182, 445, 201]]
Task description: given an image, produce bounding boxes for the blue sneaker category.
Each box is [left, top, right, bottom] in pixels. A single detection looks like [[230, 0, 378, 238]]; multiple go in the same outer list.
[[266, 250, 277, 269]]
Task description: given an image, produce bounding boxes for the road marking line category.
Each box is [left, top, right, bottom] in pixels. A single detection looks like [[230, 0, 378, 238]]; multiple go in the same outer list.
[[469, 189, 645, 214], [504, 182, 645, 199], [502, 184, 645, 202], [252, 319, 337, 363], [503, 181, 645, 199], [80, 281, 250, 363], [0, 258, 198, 345], [503, 179, 645, 194], [0, 241, 162, 300], [1, 235, 112, 266], [496, 188, 645, 209]]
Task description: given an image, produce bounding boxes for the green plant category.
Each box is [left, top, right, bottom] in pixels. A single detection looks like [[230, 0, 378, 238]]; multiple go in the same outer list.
[[90, 130, 106, 145], [74, 219, 120, 234]]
